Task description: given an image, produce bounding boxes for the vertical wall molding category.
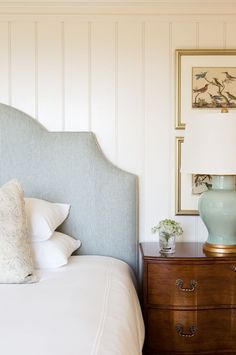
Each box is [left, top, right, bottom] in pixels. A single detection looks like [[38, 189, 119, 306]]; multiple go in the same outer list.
[[61, 21, 65, 131], [88, 21, 92, 131], [115, 21, 119, 165], [8, 21, 12, 106], [141, 21, 146, 237], [195, 22, 199, 242], [34, 21, 38, 119], [168, 21, 172, 218]]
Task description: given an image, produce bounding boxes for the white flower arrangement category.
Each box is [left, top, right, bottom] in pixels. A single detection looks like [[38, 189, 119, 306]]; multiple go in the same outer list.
[[152, 219, 183, 238]]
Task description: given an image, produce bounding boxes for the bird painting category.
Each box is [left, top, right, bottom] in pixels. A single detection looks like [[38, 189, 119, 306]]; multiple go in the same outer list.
[[213, 78, 223, 87], [192, 67, 236, 109], [222, 72, 236, 81], [195, 71, 208, 80], [226, 91, 236, 101], [193, 84, 209, 93], [208, 93, 223, 102]]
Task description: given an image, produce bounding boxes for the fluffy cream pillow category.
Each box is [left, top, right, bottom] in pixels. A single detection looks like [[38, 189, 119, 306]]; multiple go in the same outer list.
[[0, 180, 36, 283]]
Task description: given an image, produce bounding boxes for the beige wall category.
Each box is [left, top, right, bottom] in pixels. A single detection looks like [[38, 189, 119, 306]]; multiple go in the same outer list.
[[0, 2, 236, 242]]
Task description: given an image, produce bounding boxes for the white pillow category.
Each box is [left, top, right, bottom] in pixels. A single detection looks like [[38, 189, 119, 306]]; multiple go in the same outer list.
[[31, 231, 81, 269], [25, 198, 70, 242], [0, 180, 37, 283]]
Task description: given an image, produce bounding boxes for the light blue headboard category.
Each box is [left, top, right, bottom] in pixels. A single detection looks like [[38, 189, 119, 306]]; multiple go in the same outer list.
[[0, 104, 139, 275]]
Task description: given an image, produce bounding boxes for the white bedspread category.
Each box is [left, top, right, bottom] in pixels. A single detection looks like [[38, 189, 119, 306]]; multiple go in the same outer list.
[[0, 256, 144, 355]]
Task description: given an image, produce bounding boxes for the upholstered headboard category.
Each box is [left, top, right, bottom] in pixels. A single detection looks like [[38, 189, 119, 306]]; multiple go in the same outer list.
[[0, 104, 139, 275]]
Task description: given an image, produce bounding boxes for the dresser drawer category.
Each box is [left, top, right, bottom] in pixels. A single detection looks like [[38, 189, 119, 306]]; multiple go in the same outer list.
[[147, 262, 236, 307], [147, 308, 236, 354]]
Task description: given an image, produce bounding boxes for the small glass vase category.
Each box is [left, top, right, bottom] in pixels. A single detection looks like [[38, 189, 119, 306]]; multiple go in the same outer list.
[[159, 232, 176, 254]]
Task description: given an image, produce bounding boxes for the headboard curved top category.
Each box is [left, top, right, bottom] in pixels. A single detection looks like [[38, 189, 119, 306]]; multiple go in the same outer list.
[[0, 104, 138, 275]]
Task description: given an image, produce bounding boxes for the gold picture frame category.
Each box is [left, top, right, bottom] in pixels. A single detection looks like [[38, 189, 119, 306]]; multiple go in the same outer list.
[[175, 137, 198, 215], [175, 49, 236, 129]]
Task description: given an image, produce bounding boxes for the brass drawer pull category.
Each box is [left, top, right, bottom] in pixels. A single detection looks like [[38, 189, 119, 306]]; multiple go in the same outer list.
[[232, 265, 236, 271], [176, 324, 197, 337], [176, 279, 197, 292]]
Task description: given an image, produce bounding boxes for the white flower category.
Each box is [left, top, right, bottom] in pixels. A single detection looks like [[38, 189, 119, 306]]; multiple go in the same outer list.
[[152, 219, 183, 237]]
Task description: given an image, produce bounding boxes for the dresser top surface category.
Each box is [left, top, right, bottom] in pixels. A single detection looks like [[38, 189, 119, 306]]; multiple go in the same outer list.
[[140, 242, 236, 260]]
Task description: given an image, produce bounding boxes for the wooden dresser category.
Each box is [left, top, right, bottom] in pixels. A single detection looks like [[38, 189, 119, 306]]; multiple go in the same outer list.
[[140, 242, 236, 355]]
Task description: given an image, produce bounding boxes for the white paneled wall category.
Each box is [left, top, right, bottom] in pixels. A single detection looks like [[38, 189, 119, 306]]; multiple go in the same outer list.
[[64, 22, 89, 131], [0, 4, 235, 242], [11, 22, 36, 116], [91, 22, 117, 163], [0, 22, 9, 105], [37, 22, 63, 130]]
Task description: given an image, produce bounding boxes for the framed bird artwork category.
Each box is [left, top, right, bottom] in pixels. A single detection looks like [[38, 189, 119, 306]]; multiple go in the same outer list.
[[192, 67, 236, 109], [175, 136, 236, 215], [175, 49, 236, 129], [175, 136, 199, 215]]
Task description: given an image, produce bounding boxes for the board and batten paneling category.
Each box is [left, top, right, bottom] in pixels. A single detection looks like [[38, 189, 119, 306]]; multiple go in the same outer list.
[[171, 22, 200, 243], [37, 22, 64, 130], [64, 22, 89, 131], [0, 9, 235, 243], [11, 22, 36, 117], [116, 21, 146, 236], [90, 21, 117, 163], [144, 21, 171, 239], [0, 22, 10, 106]]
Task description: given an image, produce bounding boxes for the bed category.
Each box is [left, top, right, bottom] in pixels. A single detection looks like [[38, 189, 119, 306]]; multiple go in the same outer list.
[[0, 103, 144, 355]]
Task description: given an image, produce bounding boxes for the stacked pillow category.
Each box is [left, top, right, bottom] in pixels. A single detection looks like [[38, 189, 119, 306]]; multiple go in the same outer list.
[[0, 180, 81, 283], [25, 198, 81, 268]]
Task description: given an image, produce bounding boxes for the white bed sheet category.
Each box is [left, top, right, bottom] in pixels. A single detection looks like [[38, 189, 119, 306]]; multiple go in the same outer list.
[[0, 255, 144, 355]]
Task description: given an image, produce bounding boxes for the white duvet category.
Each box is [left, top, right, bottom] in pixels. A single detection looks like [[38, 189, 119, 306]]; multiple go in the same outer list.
[[0, 256, 144, 355]]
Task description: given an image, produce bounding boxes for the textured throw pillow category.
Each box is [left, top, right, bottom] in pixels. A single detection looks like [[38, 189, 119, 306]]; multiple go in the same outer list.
[[25, 198, 70, 242], [0, 180, 36, 283], [31, 231, 81, 269]]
